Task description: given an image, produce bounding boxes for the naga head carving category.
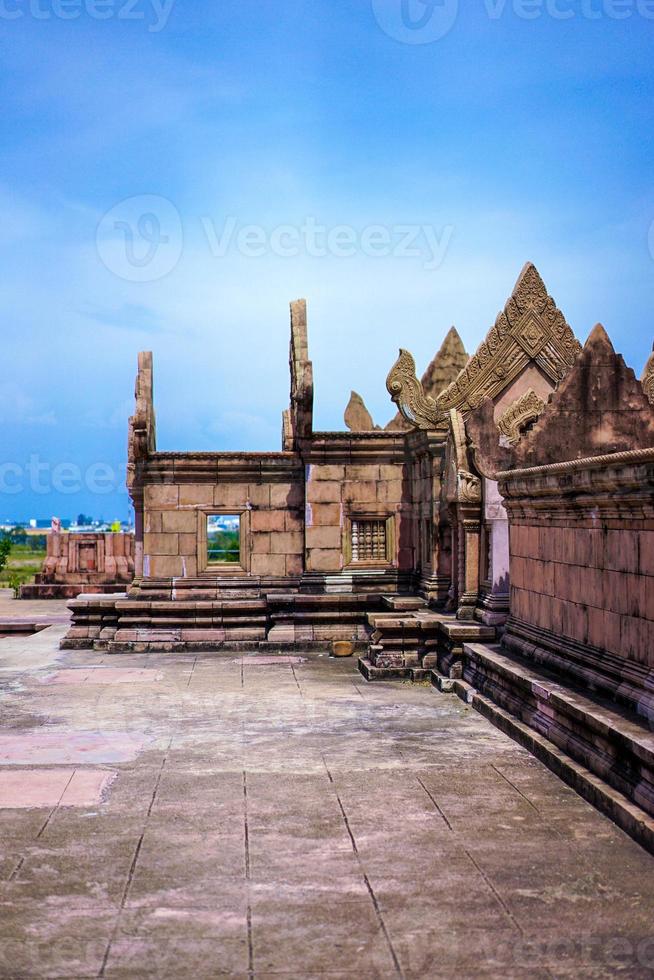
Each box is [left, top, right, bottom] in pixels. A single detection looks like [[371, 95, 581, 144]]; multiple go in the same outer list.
[[386, 348, 445, 429]]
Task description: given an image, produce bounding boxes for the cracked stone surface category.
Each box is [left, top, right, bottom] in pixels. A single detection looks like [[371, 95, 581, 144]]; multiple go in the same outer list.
[[1, 599, 654, 978]]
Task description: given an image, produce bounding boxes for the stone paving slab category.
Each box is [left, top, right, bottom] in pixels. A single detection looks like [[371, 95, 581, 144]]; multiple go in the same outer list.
[[0, 768, 116, 808], [0, 615, 653, 978]]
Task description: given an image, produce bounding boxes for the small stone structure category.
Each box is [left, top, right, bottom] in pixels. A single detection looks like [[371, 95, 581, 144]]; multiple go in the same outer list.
[[21, 533, 134, 599]]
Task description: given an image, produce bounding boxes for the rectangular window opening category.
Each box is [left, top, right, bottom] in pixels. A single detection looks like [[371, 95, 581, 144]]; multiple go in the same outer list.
[[351, 518, 388, 563], [207, 514, 241, 566]]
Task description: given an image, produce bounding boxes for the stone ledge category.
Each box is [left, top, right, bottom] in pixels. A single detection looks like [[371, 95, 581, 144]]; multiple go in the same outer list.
[[446, 677, 654, 857], [457, 640, 654, 836], [358, 657, 412, 682]]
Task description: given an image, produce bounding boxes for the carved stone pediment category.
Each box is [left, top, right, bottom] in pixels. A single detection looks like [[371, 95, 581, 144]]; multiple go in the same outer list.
[[497, 389, 546, 446], [386, 263, 580, 430]]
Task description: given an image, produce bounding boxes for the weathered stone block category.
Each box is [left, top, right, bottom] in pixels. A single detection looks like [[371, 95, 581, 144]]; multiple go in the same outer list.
[[306, 481, 341, 504], [342, 481, 377, 503], [144, 533, 179, 556], [251, 554, 286, 576], [148, 556, 184, 577], [252, 533, 272, 554], [285, 554, 304, 576], [307, 548, 343, 572], [162, 511, 198, 534], [178, 533, 198, 557], [377, 480, 405, 503], [179, 484, 214, 506], [145, 512, 162, 533], [248, 484, 271, 507], [145, 485, 179, 508], [271, 531, 304, 555], [251, 510, 285, 532], [310, 503, 342, 526], [306, 526, 342, 550], [284, 511, 304, 532], [312, 465, 346, 482], [270, 483, 303, 508], [214, 485, 248, 508]]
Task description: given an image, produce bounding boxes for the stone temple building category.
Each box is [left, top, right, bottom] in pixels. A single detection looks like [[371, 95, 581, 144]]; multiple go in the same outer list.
[[64, 262, 654, 854], [21, 532, 134, 599]]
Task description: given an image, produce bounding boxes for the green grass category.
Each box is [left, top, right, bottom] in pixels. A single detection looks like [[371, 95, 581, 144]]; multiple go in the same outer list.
[[0, 549, 46, 588]]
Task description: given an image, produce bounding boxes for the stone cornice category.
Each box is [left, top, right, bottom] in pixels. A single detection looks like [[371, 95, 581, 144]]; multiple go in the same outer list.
[[144, 451, 303, 483], [498, 447, 654, 520]]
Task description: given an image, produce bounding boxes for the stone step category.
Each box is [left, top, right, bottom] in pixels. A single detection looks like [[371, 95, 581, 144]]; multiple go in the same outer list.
[[380, 595, 427, 611], [439, 661, 654, 857], [459, 640, 654, 828]]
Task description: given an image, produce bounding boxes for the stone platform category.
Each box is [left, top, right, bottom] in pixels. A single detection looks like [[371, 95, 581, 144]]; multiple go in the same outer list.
[[2, 612, 654, 977], [62, 589, 393, 653]]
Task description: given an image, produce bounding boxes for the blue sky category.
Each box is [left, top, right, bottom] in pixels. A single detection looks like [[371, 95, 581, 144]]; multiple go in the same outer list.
[[1, 0, 653, 521]]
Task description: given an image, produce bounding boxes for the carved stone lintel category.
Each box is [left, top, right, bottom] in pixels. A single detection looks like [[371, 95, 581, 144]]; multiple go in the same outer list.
[[497, 388, 546, 446]]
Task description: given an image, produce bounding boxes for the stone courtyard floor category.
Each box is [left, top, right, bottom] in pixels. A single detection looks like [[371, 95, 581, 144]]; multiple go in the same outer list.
[[0, 598, 654, 978]]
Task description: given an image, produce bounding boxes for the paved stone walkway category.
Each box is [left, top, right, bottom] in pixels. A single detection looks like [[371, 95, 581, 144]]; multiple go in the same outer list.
[[0, 611, 653, 978]]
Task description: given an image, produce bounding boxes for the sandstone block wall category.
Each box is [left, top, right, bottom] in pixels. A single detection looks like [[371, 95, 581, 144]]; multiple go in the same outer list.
[[143, 474, 304, 579], [499, 448, 654, 710], [510, 521, 654, 671], [304, 461, 410, 573]]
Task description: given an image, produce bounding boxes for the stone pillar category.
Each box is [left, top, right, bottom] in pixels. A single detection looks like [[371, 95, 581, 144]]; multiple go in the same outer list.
[[457, 511, 481, 620], [133, 494, 144, 580], [477, 479, 510, 626]]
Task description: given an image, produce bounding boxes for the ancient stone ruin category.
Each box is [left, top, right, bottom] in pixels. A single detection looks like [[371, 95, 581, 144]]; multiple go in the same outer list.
[[62, 261, 654, 853], [21, 532, 134, 600]]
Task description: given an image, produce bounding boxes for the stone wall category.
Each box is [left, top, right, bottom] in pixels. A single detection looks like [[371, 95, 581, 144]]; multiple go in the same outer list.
[[500, 449, 654, 715], [140, 454, 304, 581], [304, 435, 409, 575]]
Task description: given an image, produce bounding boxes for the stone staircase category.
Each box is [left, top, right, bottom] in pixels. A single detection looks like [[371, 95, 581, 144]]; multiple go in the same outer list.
[[433, 639, 654, 855], [359, 617, 654, 854], [359, 598, 496, 681]]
